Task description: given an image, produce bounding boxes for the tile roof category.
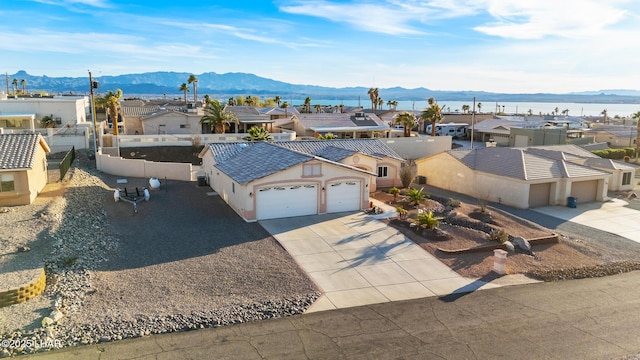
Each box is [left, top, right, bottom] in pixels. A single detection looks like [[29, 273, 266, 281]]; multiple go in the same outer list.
[[275, 139, 404, 161], [295, 113, 387, 129], [211, 142, 312, 184], [0, 133, 49, 170], [313, 146, 357, 162], [449, 147, 607, 181]]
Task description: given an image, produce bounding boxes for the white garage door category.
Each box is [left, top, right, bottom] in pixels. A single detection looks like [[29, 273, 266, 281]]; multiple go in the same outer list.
[[256, 184, 318, 220], [326, 181, 361, 213]]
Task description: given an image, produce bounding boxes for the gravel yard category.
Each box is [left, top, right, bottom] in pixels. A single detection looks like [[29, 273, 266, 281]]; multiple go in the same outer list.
[[0, 151, 318, 356]]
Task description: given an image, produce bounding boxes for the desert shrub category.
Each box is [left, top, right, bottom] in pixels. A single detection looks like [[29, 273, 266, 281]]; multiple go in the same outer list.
[[399, 163, 414, 188], [447, 198, 461, 208], [407, 187, 427, 205], [477, 198, 489, 213], [63, 255, 78, 267], [413, 211, 440, 230], [489, 229, 509, 243]]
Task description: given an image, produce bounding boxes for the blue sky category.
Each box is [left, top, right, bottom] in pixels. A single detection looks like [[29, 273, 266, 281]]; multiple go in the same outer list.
[[2, 0, 639, 93]]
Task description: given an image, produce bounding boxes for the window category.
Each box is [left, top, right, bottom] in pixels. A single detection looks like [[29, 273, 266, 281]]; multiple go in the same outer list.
[[232, 182, 235, 193], [303, 164, 322, 177], [180, 124, 191, 129], [622, 172, 632, 186], [377, 166, 388, 178], [0, 174, 15, 192]]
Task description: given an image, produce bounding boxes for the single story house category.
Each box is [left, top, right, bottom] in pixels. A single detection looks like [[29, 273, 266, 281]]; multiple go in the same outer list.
[[525, 144, 637, 192], [0, 133, 51, 206], [199, 141, 376, 222], [273, 139, 405, 191], [415, 146, 611, 209], [222, 106, 275, 133], [289, 112, 390, 139]]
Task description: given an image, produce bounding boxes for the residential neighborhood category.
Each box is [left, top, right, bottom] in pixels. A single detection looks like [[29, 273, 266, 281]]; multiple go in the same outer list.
[[3, 85, 640, 359]]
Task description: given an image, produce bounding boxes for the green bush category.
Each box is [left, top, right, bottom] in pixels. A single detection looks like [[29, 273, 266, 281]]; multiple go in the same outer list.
[[593, 148, 636, 160], [407, 187, 427, 205], [413, 211, 440, 230]]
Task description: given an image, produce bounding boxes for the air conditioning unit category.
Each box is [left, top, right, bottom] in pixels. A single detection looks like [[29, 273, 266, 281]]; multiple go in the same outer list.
[[55, 117, 62, 124]]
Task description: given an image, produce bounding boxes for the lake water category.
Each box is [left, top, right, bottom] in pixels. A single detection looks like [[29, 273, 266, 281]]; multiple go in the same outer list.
[[289, 99, 640, 117]]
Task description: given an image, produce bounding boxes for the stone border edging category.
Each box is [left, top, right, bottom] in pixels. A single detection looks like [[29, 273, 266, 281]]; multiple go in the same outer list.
[[437, 234, 559, 254]]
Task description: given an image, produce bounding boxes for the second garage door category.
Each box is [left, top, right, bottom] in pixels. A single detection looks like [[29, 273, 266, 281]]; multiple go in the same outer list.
[[326, 181, 362, 213], [256, 184, 318, 220], [570, 180, 598, 203]]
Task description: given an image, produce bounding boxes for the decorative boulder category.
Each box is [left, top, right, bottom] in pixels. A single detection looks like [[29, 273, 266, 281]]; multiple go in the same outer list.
[[512, 236, 531, 251]]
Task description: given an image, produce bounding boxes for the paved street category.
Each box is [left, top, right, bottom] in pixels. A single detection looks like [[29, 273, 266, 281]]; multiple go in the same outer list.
[[23, 270, 640, 359]]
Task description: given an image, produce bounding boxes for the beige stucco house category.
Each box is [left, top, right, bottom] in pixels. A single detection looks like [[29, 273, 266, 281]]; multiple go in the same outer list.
[[416, 146, 611, 209], [199, 141, 375, 222], [0, 133, 51, 206]]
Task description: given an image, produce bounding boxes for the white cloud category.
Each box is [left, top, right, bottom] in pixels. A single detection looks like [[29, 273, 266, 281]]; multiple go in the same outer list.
[[32, 0, 111, 9], [474, 0, 631, 39]]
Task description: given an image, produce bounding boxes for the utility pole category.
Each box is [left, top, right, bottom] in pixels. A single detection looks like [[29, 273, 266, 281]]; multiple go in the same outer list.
[[5, 73, 8, 95], [471, 97, 476, 149], [88, 70, 98, 155]]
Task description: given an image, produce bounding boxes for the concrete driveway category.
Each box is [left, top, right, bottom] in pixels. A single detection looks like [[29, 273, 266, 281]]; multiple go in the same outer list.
[[260, 208, 534, 312], [533, 198, 640, 243]]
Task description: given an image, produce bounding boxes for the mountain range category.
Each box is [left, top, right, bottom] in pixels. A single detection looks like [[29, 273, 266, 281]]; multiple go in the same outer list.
[[4, 70, 640, 104]]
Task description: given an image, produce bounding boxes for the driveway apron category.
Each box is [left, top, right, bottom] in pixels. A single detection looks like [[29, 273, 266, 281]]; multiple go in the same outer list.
[[534, 198, 640, 243], [260, 211, 508, 312]]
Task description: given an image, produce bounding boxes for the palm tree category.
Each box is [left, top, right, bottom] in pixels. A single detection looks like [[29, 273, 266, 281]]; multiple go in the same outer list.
[[377, 98, 384, 111], [394, 111, 418, 137], [462, 104, 470, 114], [200, 99, 238, 134], [228, 97, 236, 106], [274, 95, 281, 107], [304, 97, 311, 113], [633, 111, 640, 159], [187, 74, 198, 103], [339, 104, 344, 113], [527, 109, 533, 116], [368, 88, 375, 111], [421, 98, 445, 137], [203, 94, 211, 104], [554, 107, 559, 116], [104, 89, 123, 136], [601, 109, 608, 124], [413, 211, 440, 230], [314, 104, 322, 113], [11, 78, 18, 95], [243, 127, 273, 142], [477, 102, 482, 113], [20, 79, 26, 95], [179, 83, 189, 104], [280, 101, 289, 117], [562, 109, 569, 116]]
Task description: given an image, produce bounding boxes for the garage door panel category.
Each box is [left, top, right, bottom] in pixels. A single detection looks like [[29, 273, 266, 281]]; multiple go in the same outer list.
[[326, 181, 361, 213], [570, 180, 598, 203], [529, 183, 551, 208], [256, 185, 318, 220]]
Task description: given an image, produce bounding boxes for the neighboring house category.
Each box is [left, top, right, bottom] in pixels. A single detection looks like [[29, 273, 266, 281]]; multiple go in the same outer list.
[[416, 146, 611, 209], [290, 112, 390, 139], [139, 109, 203, 135], [121, 100, 192, 135], [273, 139, 405, 191], [223, 106, 274, 133], [199, 141, 375, 222], [588, 125, 637, 148], [525, 144, 637, 192], [0, 133, 51, 206], [0, 93, 89, 129]]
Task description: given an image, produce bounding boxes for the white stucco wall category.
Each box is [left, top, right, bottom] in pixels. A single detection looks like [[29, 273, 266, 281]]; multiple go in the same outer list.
[[0, 96, 88, 126], [380, 136, 451, 160], [203, 153, 370, 221]]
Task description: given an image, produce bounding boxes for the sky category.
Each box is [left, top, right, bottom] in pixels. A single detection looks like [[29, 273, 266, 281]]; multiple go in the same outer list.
[[1, 0, 639, 94]]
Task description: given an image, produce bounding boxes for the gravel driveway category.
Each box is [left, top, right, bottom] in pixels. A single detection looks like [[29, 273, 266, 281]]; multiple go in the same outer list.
[[1, 151, 319, 354]]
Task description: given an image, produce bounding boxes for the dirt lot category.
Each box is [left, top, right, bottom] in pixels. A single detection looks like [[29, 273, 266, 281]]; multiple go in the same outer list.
[[373, 189, 640, 280]]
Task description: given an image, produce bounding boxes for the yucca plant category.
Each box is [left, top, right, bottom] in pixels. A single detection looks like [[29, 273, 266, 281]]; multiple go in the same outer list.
[[396, 206, 408, 220], [388, 187, 400, 202]]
